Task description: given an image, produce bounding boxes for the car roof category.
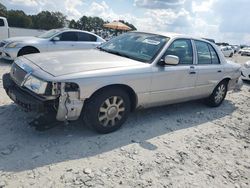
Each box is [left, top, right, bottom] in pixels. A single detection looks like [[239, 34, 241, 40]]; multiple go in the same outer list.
[[55, 28, 103, 39], [132, 31, 214, 44]]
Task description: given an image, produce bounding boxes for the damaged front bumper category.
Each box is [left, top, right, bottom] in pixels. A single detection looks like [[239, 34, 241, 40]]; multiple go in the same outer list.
[[3, 73, 55, 112], [3, 73, 84, 121]]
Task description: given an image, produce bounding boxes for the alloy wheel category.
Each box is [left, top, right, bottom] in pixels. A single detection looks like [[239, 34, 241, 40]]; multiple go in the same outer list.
[[215, 84, 226, 104], [98, 96, 125, 127]]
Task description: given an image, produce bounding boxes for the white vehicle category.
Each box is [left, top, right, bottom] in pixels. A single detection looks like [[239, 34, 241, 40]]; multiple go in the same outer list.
[[238, 47, 249, 54], [241, 61, 250, 81], [0, 28, 106, 60], [0, 16, 44, 41], [3, 32, 242, 133], [220, 46, 234, 57], [239, 47, 250, 56]]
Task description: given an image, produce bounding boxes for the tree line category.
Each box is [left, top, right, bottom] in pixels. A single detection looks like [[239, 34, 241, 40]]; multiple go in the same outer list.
[[0, 3, 136, 31]]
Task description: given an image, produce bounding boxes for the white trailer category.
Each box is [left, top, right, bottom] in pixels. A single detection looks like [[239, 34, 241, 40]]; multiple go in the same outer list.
[[0, 17, 45, 40]]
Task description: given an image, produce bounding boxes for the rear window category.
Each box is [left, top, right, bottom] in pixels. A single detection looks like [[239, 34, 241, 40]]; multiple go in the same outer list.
[[0, 19, 4, 27], [78, 32, 97, 42]]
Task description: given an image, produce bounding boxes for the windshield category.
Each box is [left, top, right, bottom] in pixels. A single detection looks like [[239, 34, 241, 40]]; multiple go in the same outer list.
[[99, 32, 169, 63], [37, 29, 62, 39]]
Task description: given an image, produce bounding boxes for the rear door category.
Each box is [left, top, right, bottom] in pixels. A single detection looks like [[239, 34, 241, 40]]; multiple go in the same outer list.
[[193, 40, 224, 97], [73, 32, 101, 49]]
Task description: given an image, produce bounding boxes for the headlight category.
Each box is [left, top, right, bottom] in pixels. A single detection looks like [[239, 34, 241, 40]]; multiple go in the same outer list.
[[23, 75, 48, 94], [244, 61, 250, 68], [6, 42, 21, 48]]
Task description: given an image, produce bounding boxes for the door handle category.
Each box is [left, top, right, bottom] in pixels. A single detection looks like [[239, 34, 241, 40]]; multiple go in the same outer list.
[[189, 66, 196, 74], [217, 70, 222, 73]]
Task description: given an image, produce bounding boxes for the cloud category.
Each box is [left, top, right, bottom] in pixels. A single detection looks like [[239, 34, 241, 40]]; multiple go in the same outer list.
[[214, 0, 250, 33], [8, 0, 39, 7], [134, 0, 186, 9], [65, 0, 83, 19], [192, 0, 216, 13], [2, 0, 250, 44]]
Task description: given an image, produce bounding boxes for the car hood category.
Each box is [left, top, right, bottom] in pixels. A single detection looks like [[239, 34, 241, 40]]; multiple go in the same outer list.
[[24, 49, 146, 77], [3, 36, 43, 44]]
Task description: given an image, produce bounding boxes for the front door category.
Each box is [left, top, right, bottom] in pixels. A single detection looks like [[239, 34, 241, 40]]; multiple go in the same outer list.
[[150, 39, 197, 106], [47, 31, 78, 52]]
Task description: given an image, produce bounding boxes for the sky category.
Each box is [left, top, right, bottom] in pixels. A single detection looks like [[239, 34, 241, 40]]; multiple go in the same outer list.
[[1, 0, 250, 45]]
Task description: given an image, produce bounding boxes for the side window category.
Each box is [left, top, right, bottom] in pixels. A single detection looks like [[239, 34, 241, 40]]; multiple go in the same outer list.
[[194, 40, 212, 64], [78, 32, 97, 42], [164, 39, 193, 65], [59, 32, 78, 41], [0, 19, 4, 27], [208, 45, 220, 64]]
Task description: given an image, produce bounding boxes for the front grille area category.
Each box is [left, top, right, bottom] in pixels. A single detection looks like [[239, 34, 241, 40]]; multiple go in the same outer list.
[[10, 63, 27, 86], [0, 42, 6, 47]]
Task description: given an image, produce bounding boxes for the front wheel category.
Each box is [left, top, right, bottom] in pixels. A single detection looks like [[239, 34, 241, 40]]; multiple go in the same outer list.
[[206, 81, 228, 107], [84, 88, 130, 134]]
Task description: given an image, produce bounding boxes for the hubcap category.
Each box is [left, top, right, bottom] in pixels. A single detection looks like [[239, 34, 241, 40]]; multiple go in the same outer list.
[[215, 84, 226, 104], [98, 96, 125, 127]]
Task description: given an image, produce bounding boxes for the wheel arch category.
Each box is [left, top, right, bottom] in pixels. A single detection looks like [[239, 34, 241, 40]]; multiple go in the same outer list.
[[17, 46, 40, 56], [87, 84, 138, 112]]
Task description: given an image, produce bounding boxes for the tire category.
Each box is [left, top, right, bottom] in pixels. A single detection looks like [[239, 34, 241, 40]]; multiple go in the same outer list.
[[206, 80, 228, 107], [18, 47, 39, 57], [84, 88, 131, 134], [229, 53, 233, 57]]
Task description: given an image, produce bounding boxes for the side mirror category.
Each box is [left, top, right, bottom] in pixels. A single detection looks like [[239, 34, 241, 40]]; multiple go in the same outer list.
[[52, 37, 60, 42], [164, 55, 179, 65]]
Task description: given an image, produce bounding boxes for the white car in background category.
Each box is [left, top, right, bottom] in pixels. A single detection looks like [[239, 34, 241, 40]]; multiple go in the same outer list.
[[240, 47, 250, 56], [0, 28, 105, 60], [241, 61, 250, 81], [220, 46, 234, 57]]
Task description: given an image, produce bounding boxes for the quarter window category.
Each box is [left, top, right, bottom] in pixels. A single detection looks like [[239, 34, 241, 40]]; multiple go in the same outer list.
[[78, 32, 97, 42], [209, 45, 220, 64], [195, 40, 220, 64], [164, 39, 193, 65]]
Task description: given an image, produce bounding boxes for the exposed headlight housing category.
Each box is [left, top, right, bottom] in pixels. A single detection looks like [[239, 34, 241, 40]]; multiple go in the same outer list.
[[244, 61, 250, 68], [6, 42, 21, 48], [23, 75, 48, 94]]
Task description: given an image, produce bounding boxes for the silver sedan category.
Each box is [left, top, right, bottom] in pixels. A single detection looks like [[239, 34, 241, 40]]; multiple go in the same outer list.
[[0, 28, 105, 60], [3, 31, 241, 133]]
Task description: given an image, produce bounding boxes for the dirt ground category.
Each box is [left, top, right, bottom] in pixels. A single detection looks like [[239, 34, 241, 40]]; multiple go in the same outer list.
[[0, 54, 249, 188]]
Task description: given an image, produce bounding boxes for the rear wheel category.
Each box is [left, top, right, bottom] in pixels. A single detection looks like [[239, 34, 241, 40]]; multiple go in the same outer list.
[[206, 80, 228, 107], [84, 88, 130, 134], [18, 47, 39, 57]]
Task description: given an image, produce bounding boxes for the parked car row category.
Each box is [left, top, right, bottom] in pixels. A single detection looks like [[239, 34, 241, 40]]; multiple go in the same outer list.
[[218, 45, 245, 58], [239, 47, 250, 56], [220, 46, 234, 57], [0, 28, 106, 60], [2, 31, 242, 133]]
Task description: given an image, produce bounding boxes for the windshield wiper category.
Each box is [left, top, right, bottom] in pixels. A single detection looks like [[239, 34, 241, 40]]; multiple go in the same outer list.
[[106, 50, 131, 59], [97, 47, 148, 63]]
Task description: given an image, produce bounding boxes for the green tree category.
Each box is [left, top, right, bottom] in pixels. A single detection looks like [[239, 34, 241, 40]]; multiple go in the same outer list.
[[31, 11, 66, 30], [68, 19, 79, 29], [0, 3, 7, 17], [7, 10, 32, 28]]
